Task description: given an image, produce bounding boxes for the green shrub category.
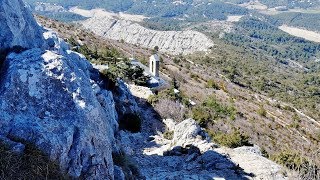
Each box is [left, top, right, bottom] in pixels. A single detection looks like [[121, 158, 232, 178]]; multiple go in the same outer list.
[[257, 105, 267, 117], [173, 58, 180, 64], [206, 79, 220, 89], [119, 113, 142, 133], [282, 105, 295, 112], [271, 150, 309, 171], [289, 122, 300, 129], [260, 147, 269, 158], [163, 130, 174, 140], [278, 149, 319, 179], [192, 96, 237, 127], [101, 61, 150, 87], [190, 73, 200, 81], [210, 129, 251, 148], [0, 142, 68, 179], [68, 37, 150, 86], [192, 106, 212, 127], [147, 95, 158, 105], [126, 65, 150, 86]]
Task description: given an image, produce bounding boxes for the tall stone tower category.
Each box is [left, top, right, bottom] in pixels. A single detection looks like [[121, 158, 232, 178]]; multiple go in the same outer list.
[[149, 54, 160, 77]]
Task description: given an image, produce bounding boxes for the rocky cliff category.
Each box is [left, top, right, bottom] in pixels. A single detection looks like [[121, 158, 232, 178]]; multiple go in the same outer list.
[[0, 0, 45, 49], [76, 9, 214, 55], [0, 0, 118, 178]]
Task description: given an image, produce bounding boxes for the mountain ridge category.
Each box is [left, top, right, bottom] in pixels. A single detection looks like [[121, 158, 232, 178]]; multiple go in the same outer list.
[[78, 10, 215, 55]]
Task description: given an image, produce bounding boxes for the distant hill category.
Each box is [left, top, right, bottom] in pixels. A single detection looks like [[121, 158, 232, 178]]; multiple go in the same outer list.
[[24, 0, 248, 21], [259, 0, 320, 9]]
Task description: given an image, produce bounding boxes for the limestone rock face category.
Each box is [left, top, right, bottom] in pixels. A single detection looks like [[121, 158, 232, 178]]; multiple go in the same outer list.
[[0, 0, 45, 49], [0, 37, 118, 178], [170, 118, 216, 152], [145, 118, 287, 179], [81, 16, 214, 55], [114, 81, 140, 118], [0, 1, 118, 178]]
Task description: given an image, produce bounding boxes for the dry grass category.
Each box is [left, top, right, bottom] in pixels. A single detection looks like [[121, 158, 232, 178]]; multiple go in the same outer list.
[[0, 142, 68, 179], [154, 98, 186, 122], [112, 151, 141, 179]]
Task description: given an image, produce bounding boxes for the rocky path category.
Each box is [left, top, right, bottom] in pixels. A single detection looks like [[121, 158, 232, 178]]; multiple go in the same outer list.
[[117, 91, 288, 180]]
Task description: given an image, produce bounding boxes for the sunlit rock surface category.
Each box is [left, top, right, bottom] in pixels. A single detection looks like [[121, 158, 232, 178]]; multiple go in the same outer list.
[[0, 0, 45, 49], [0, 1, 118, 178]]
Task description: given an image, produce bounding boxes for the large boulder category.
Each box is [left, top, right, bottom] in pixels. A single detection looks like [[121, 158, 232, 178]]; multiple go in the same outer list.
[[170, 118, 216, 152], [0, 45, 118, 178], [0, 0, 45, 50]]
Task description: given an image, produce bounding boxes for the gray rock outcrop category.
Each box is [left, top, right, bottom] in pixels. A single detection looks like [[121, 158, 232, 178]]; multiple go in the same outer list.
[[80, 15, 214, 55], [114, 81, 140, 118], [0, 1, 118, 178], [133, 118, 288, 179], [166, 118, 217, 152], [0, 0, 45, 50]]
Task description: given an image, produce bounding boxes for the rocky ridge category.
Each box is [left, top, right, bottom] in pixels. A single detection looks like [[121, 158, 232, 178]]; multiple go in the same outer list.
[[0, 0, 118, 178], [0, 0, 45, 49], [118, 116, 287, 179], [73, 8, 214, 55]]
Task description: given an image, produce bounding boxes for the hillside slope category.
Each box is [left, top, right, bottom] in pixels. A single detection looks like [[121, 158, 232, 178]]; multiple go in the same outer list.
[[72, 8, 214, 55], [35, 16, 319, 179]]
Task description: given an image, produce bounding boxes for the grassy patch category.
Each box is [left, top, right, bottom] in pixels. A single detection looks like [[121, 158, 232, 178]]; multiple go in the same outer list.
[[209, 129, 251, 148], [257, 105, 267, 117], [192, 95, 237, 127], [272, 150, 319, 179], [206, 79, 220, 90], [0, 142, 67, 179]]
